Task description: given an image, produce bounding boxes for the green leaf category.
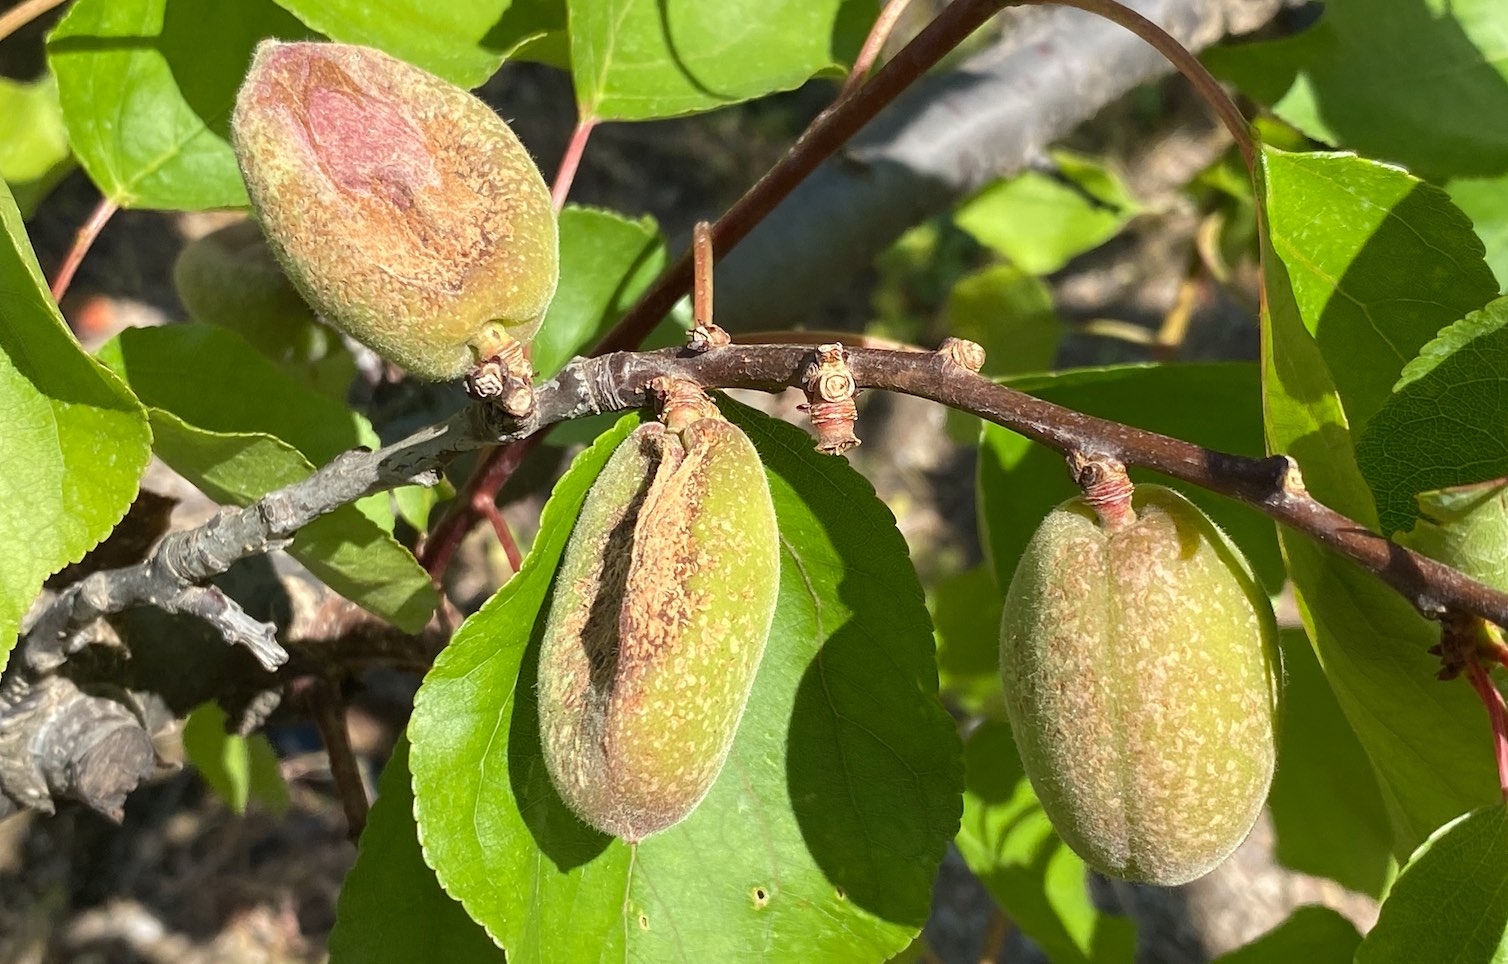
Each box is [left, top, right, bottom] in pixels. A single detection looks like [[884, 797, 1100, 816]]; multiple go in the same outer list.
[[329, 739, 501, 963], [1397, 478, 1508, 591], [931, 565, 1005, 717], [1205, 0, 1508, 180], [1356, 805, 1508, 964], [182, 702, 288, 814], [1214, 906, 1361, 964], [955, 151, 1142, 275], [942, 265, 1062, 377], [1446, 174, 1508, 291], [0, 179, 150, 671], [1261, 149, 1498, 437], [98, 327, 437, 632], [268, 0, 552, 88], [977, 363, 1284, 593], [1256, 148, 1500, 855], [529, 205, 666, 378], [48, 0, 313, 210], [99, 325, 377, 465], [1357, 298, 1508, 536], [172, 222, 356, 400], [0, 74, 74, 219], [955, 719, 1137, 964], [410, 404, 962, 960], [1267, 630, 1392, 897], [567, 0, 870, 121]]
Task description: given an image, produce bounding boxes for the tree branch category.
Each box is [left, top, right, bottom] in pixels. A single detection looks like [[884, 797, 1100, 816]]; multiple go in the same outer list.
[[9, 338, 1508, 819]]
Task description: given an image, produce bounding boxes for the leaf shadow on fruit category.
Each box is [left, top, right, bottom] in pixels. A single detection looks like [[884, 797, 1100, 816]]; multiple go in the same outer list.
[[506, 607, 615, 872]]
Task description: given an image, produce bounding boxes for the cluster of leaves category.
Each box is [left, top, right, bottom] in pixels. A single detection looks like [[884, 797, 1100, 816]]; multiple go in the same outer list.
[[3, 0, 1508, 960]]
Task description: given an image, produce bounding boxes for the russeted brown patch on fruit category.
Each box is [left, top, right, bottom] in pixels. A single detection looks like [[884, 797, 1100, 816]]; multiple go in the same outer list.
[[538, 415, 780, 841], [999, 485, 1279, 886]]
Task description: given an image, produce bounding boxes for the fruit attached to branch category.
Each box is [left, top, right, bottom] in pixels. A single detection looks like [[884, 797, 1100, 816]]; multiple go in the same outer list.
[[999, 482, 1280, 885], [232, 40, 558, 396], [538, 398, 780, 841]]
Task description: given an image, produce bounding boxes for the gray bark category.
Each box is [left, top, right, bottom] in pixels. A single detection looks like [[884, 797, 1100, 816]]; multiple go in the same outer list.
[[714, 0, 1292, 330]]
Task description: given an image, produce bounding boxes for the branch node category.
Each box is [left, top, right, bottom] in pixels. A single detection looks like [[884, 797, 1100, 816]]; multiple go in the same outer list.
[[800, 344, 860, 455], [1069, 451, 1136, 530], [650, 376, 720, 432], [466, 341, 536, 418], [687, 323, 732, 353], [1279, 456, 1307, 498], [937, 336, 986, 373]]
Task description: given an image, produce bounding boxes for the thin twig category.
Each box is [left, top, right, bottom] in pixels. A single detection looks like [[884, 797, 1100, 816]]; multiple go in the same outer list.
[[49, 196, 117, 303], [693, 222, 714, 329], [598, 0, 1015, 354], [419, 434, 537, 576], [1033, 0, 1255, 171], [1466, 662, 1508, 801], [551, 116, 598, 212], [0, 0, 68, 46], [479, 500, 523, 572], [304, 676, 370, 839], [839, 0, 917, 100]]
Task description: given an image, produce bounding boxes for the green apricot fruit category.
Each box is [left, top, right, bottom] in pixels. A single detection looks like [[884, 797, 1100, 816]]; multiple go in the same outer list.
[[538, 415, 780, 842], [232, 40, 558, 381], [999, 484, 1280, 886]]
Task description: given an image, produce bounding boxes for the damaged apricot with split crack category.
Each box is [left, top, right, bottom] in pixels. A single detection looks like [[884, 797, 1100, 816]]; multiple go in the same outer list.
[[537, 409, 780, 842], [232, 40, 558, 382], [999, 484, 1280, 886]]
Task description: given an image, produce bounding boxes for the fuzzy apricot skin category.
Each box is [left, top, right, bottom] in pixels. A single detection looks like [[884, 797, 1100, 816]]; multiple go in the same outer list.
[[232, 40, 558, 380], [537, 418, 780, 842], [999, 485, 1280, 886]]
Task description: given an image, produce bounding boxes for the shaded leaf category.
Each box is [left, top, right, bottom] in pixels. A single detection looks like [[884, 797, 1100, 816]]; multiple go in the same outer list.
[[931, 565, 1005, 717], [268, 0, 550, 88], [1397, 478, 1508, 591], [49, 0, 312, 210], [410, 404, 962, 960], [0, 180, 150, 670], [1261, 149, 1497, 437], [1256, 146, 1499, 855], [977, 363, 1284, 594], [182, 702, 288, 814], [1357, 298, 1508, 535], [172, 220, 355, 400], [955, 151, 1141, 276], [942, 265, 1061, 377], [567, 0, 871, 121], [1356, 805, 1508, 963], [1446, 173, 1508, 291], [955, 719, 1136, 964], [1207, 0, 1508, 180], [0, 74, 73, 218], [328, 739, 501, 963], [98, 328, 436, 632], [1214, 906, 1361, 964], [1267, 630, 1392, 897], [529, 205, 665, 378]]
